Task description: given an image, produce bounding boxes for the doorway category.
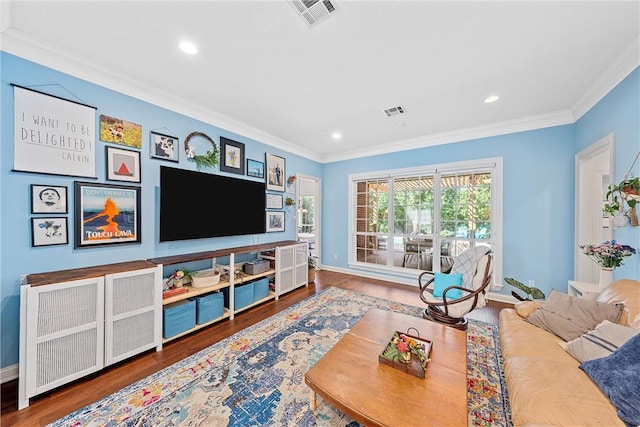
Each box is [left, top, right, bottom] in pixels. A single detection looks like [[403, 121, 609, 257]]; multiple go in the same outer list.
[[295, 174, 321, 261], [575, 134, 614, 282]]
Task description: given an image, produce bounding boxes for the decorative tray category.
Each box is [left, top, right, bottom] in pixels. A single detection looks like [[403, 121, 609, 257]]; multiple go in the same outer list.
[[378, 329, 432, 379]]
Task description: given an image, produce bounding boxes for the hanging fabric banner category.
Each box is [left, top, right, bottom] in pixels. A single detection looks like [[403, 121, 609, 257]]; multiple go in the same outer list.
[[13, 85, 97, 178]]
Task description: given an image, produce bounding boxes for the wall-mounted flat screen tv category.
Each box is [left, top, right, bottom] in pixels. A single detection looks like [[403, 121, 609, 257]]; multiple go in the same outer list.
[[160, 166, 266, 242]]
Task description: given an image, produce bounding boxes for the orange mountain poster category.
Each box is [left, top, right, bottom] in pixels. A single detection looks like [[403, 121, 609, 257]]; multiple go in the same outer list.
[[76, 183, 140, 247]]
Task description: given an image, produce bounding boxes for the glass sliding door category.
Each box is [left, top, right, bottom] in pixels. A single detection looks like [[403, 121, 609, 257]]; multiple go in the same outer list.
[[351, 160, 498, 278], [355, 178, 389, 266]]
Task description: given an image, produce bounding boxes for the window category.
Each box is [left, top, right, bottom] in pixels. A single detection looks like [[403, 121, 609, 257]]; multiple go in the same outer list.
[[298, 195, 315, 233], [349, 158, 502, 283]]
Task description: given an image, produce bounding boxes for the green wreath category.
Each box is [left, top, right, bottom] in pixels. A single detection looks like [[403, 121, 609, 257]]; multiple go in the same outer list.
[[184, 131, 220, 171]]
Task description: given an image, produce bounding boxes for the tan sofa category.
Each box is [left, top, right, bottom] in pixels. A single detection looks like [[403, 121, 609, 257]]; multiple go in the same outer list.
[[499, 279, 640, 426]]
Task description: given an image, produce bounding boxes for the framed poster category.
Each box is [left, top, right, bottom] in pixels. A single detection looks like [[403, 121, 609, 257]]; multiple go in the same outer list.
[[220, 137, 245, 175], [266, 153, 286, 192], [266, 211, 285, 232], [150, 131, 179, 162], [99, 114, 142, 148], [74, 181, 141, 248], [13, 85, 97, 178], [31, 217, 68, 247], [247, 159, 264, 178], [106, 146, 141, 183], [31, 184, 68, 214], [266, 193, 283, 210]]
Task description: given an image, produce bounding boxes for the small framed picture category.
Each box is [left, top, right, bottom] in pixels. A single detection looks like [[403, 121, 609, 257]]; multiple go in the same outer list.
[[32, 217, 68, 247], [150, 131, 179, 162], [74, 181, 141, 248], [99, 114, 143, 148], [266, 193, 283, 210], [31, 184, 68, 214], [266, 153, 286, 192], [220, 137, 245, 175], [106, 146, 141, 183], [247, 158, 265, 179], [266, 211, 285, 232]]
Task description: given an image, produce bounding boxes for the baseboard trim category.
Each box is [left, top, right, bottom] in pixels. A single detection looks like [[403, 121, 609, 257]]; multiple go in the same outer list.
[[1, 363, 18, 384], [485, 291, 519, 304], [319, 265, 518, 304]]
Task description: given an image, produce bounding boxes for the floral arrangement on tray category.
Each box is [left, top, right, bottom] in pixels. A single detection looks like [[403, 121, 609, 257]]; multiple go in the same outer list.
[[579, 240, 636, 269], [379, 329, 432, 378]]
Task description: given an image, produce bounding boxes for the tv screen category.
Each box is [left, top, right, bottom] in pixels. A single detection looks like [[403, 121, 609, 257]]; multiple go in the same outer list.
[[160, 166, 266, 242]]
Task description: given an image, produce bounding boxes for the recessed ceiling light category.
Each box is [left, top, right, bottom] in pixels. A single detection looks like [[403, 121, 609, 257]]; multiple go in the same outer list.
[[331, 131, 342, 141], [179, 41, 198, 55], [484, 95, 499, 104]]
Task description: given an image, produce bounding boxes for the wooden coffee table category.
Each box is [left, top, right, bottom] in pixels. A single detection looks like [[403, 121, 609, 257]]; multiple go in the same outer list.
[[304, 308, 467, 426]]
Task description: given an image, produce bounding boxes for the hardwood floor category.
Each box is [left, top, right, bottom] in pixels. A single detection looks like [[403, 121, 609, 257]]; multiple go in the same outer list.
[[1, 270, 511, 426]]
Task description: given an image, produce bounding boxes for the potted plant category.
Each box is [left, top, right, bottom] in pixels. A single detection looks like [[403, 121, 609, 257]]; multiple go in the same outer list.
[[308, 256, 319, 283], [504, 277, 545, 302], [604, 175, 639, 227], [166, 268, 194, 288]]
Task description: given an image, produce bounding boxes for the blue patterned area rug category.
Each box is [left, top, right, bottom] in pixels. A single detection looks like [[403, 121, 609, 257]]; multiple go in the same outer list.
[[50, 287, 511, 426]]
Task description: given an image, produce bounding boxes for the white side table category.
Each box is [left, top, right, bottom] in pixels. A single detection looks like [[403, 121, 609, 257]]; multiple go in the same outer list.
[[568, 280, 601, 300]]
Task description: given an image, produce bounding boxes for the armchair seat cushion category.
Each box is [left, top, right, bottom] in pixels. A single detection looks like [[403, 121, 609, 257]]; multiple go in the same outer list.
[[421, 290, 480, 318]]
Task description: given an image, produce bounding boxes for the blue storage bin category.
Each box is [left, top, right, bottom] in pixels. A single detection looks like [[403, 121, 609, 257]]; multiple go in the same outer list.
[[252, 277, 270, 301], [192, 292, 224, 324], [223, 282, 254, 311], [163, 299, 196, 339]]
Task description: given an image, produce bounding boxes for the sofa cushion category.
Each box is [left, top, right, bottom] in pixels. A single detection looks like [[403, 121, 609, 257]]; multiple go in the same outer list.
[[580, 334, 640, 427], [562, 320, 639, 363], [597, 279, 640, 329], [526, 290, 623, 341], [504, 356, 625, 426], [514, 300, 542, 318]]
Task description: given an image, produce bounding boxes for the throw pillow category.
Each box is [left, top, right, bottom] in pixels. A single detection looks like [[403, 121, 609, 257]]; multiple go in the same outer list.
[[564, 320, 639, 363], [580, 334, 640, 427], [525, 290, 623, 341], [433, 272, 463, 299]]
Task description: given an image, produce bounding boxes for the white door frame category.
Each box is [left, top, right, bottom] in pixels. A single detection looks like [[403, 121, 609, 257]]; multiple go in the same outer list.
[[575, 134, 615, 282], [295, 173, 321, 264]]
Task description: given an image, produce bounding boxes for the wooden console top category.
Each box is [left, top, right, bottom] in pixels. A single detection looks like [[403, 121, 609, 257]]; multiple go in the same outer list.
[[26, 240, 299, 286], [148, 240, 298, 266]]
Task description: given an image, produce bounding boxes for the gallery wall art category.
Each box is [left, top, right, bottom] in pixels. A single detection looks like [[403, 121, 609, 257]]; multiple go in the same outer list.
[[99, 114, 142, 148], [74, 181, 141, 248], [13, 85, 97, 178]]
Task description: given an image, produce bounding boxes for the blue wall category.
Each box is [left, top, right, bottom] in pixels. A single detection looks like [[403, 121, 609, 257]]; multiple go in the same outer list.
[[323, 125, 576, 286], [575, 67, 640, 280], [1, 50, 638, 371], [0, 53, 322, 369]]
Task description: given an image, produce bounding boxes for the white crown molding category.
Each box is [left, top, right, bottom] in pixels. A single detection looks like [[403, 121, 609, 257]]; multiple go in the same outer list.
[[322, 37, 639, 163], [0, 28, 323, 163], [0, 2, 11, 36], [572, 36, 640, 120], [2, 28, 636, 165], [321, 109, 575, 163]]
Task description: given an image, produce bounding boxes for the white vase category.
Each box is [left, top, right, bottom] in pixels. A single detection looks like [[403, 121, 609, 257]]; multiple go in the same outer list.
[[598, 268, 614, 290]]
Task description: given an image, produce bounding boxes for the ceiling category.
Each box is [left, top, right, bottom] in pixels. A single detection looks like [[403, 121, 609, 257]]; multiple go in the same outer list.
[[2, 1, 639, 162]]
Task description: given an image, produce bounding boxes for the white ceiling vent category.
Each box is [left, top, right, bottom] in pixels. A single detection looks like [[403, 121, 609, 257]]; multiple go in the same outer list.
[[384, 105, 405, 117], [291, 0, 337, 27]]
